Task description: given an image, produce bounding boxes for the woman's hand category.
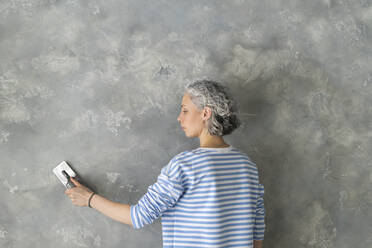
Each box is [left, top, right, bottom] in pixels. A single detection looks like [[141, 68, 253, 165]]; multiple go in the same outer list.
[[65, 178, 94, 207]]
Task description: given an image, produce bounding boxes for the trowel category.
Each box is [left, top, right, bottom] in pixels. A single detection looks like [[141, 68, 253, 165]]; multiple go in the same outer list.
[[53, 161, 77, 189]]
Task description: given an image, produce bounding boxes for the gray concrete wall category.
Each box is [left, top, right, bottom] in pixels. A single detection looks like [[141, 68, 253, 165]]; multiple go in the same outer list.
[[1, 0, 371, 247]]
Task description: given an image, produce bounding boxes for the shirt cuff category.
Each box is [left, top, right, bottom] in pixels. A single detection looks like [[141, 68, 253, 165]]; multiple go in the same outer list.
[[130, 205, 141, 229]]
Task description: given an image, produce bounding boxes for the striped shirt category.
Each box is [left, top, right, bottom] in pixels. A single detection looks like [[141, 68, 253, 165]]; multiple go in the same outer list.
[[130, 145, 265, 248]]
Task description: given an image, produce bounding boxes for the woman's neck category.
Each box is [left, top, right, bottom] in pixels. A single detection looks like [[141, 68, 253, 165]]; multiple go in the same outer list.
[[199, 131, 229, 148]]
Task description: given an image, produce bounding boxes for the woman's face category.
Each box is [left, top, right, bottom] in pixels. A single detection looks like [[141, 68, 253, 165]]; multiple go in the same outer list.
[[177, 93, 208, 138]]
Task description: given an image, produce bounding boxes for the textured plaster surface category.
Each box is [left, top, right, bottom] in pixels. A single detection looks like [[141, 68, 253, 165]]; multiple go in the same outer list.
[[1, 0, 371, 247]]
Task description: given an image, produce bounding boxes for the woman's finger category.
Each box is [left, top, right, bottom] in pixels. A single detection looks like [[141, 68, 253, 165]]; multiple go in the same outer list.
[[70, 177, 81, 186]]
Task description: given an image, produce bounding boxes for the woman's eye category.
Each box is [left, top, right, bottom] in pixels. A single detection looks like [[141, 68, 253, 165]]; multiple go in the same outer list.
[[183, 111, 188, 113]]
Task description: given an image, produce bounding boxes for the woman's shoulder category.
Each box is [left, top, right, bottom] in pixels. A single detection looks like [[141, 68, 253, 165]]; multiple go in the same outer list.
[[171, 146, 253, 162], [171, 149, 195, 162]]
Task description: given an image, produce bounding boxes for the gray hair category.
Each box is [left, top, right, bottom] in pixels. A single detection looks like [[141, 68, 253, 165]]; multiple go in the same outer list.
[[185, 80, 241, 136]]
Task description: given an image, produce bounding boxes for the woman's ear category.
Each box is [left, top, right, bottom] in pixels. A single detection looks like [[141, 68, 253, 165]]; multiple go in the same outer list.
[[202, 107, 212, 121]]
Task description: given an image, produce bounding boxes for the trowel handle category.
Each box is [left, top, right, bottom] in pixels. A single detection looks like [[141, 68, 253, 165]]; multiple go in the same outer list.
[[62, 170, 76, 188], [66, 181, 76, 189]]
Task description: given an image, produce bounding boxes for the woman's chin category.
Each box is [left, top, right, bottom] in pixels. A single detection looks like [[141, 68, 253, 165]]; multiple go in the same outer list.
[[184, 132, 197, 138], [184, 130, 190, 137]]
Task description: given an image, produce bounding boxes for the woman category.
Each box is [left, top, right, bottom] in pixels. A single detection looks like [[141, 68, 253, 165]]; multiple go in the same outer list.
[[65, 80, 265, 248]]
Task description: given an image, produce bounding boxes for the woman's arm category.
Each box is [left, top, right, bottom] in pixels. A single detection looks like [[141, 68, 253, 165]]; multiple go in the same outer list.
[[65, 178, 133, 227], [90, 193, 132, 226]]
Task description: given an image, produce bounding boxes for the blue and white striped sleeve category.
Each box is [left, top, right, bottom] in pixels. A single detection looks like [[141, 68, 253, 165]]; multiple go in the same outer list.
[[253, 183, 265, 240], [130, 158, 184, 229]]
